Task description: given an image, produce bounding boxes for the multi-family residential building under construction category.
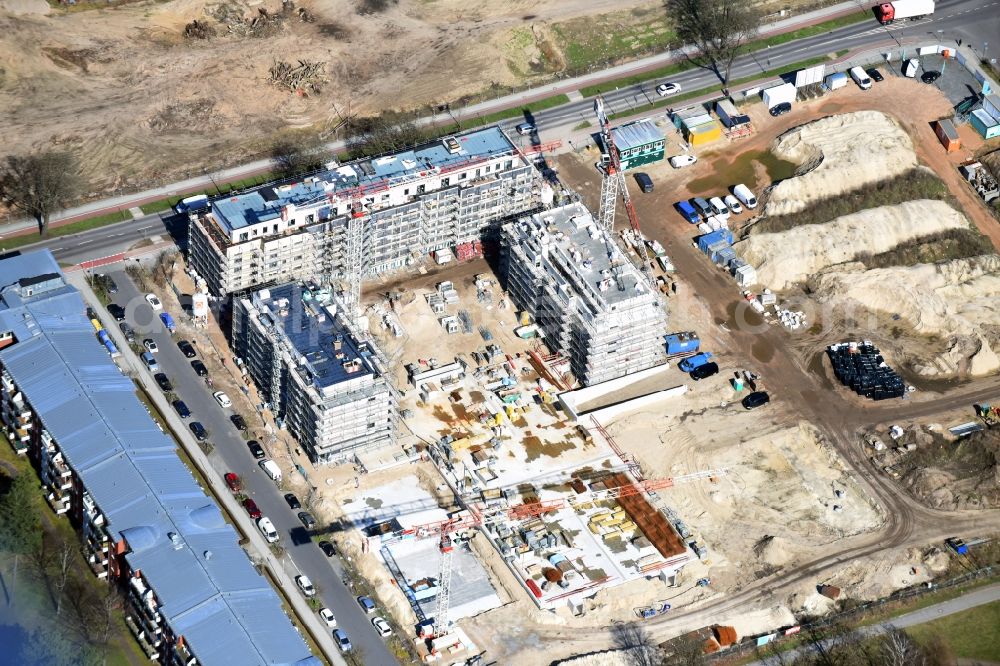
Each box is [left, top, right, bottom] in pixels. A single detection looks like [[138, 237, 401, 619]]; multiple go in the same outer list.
[[187, 126, 545, 299], [502, 202, 668, 386]]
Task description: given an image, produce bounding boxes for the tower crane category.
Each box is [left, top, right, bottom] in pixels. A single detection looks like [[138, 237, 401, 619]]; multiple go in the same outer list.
[[594, 96, 652, 274]]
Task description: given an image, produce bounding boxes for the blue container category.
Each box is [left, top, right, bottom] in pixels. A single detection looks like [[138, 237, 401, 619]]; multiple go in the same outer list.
[[707, 240, 730, 262], [103, 339, 119, 356], [665, 332, 700, 355], [716, 247, 737, 266], [97, 329, 110, 345]]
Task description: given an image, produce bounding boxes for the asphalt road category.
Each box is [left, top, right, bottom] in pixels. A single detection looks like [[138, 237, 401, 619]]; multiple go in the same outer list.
[[104, 269, 398, 665], [746, 582, 1000, 666], [495, 0, 996, 141], [1, 214, 178, 266]]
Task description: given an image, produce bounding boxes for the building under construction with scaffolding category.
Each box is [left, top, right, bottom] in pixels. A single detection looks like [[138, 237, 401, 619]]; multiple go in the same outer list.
[[232, 283, 396, 465], [187, 126, 543, 298], [501, 202, 667, 386]]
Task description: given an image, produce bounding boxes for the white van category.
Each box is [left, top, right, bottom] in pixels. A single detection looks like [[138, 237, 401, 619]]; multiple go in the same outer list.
[[733, 184, 758, 209], [259, 459, 282, 484], [849, 66, 872, 90], [903, 58, 920, 78], [708, 197, 730, 220], [175, 194, 209, 214], [257, 517, 279, 543]]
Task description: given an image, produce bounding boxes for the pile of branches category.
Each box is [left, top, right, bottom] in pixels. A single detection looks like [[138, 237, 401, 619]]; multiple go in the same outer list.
[[183, 20, 217, 39], [269, 59, 327, 95], [206, 3, 285, 38]]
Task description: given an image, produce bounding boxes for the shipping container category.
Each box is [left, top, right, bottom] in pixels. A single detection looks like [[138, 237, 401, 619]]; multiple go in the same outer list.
[[933, 119, 961, 152], [715, 247, 736, 266], [685, 121, 723, 146], [665, 332, 700, 355], [825, 72, 848, 90], [697, 229, 733, 252], [762, 83, 797, 109], [735, 265, 758, 287]]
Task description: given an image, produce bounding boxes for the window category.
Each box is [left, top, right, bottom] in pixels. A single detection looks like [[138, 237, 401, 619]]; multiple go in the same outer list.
[[459, 172, 467, 180], [475, 169, 481, 178], [305, 214, 314, 223], [404, 188, 409, 196], [504, 160, 513, 170], [239, 233, 249, 242], [442, 177, 450, 187], [417, 184, 425, 194]]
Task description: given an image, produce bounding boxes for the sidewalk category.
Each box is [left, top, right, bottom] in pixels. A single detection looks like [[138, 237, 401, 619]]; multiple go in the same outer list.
[[70, 271, 346, 666], [0, 1, 862, 236]]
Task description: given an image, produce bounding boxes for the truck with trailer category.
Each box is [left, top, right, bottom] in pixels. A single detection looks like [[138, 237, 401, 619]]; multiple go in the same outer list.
[[873, 0, 935, 24], [679, 352, 714, 373]]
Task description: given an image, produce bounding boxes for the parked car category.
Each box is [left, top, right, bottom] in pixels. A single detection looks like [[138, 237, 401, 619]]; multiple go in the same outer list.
[[769, 102, 792, 117], [296, 575, 316, 597], [119, 322, 136, 343], [656, 82, 681, 96], [172, 400, 191, 419], [213, 391, 232, 408], [866, 67, 884, 82], [668, 154, 697, 169], [284, 493, 302, 510], [141, 351, 158, 372], [515, 122, 535, 136], [247, 440, 266, 459], [159, 312, 176, 333], [189, 421, 207, 441], [742, 391, 771, 410], [723, 195, 743, 215], [903, 58, 920, 78], [298, 512, 317, 529], [318, 608, 337, 628], [689, 361, 719, 381], [154, 373, 173, 391], [357, 596, 376, 614], [921, 70, 941, 84], [96, 274, 118, 294], [191, 360, 208, 376], [257, 516, 278, 543], [318, 540, 336, 557], [224, 472, 241, 492], [175, 195, 209, 214], [144, 293, 163, 311], [243, 498, 262, 519], [333, 629, 352, 653], [371, 617, 392, 638], [634, 172, 654, 193], [230, 414, 248, 431], [107, 303, 126, 322], [177, 340, 197, 358], [143, 338, 158, 353]]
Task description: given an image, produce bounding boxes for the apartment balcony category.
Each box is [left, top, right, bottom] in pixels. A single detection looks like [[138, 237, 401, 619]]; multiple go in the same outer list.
[[125, 615, 161, 661], [46, 491, 70, 516], [171, 641, 197, 666]]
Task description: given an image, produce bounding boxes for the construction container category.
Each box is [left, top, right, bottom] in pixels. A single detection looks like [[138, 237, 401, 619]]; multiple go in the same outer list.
[[697, 222, 712, 235], [933, 119, 961, 152], [685, 121, 723, 146], [706, 241, 730, 263], [715, 247, 736, 266], [825, 72, 848, 90], [762, 82, 797, 109], [665, 332, 700, 355], [985, 94, 1000, 119], [714, 626, 738, 647], [697, 229, 733, 252], [734, 264, 758, 287], [971, 109, 1000, 139]]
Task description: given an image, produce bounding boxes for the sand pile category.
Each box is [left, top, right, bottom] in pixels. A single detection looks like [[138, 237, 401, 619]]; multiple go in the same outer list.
[[765, 111, 918, 216], [738, 200, 968, 290], [754, 535, 792, 567], [810, 255, 1000, 376]]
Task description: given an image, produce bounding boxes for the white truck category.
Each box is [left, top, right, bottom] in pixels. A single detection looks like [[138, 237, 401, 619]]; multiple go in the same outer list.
[[873, 0, 935, 25]]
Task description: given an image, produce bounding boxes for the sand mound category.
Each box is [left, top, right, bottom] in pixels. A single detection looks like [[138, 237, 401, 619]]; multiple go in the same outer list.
[[810, 255, 1000, 376], [739, 200, 968, 290], [765, 111, 918, 216], [754, 535, 792, 567]]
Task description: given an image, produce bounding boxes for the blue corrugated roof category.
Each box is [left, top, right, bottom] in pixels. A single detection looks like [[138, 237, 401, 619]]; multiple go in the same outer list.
[[0, 250, 317, 666], [213, 125, 518, 232]]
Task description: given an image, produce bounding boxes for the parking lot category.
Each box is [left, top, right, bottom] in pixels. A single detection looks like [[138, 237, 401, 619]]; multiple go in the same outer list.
[[881, 51, 983, 107]]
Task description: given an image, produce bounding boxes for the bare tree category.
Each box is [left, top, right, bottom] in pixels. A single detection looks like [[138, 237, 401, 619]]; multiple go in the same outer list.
[[52, 536, 77, 618], [347, 112, 428, 159], [270, 134, 327, 177], [0, 471, 43, 604], [0, 151, 82, 236], [879, 626, 926, 666], [610, 622, 660, 666], [662, 634, 708, 666], [665, 0, 761, 91]]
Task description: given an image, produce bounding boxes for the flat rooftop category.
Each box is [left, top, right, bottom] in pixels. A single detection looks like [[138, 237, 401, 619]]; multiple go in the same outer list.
[[510, 202, 652, 309], [213, 126, 520, 233], [254, 283, 378, 390]]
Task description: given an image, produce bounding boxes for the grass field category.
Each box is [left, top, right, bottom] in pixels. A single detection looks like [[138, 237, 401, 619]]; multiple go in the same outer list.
[[907, 600, 1000, 661], [551, 7, 676, 74]]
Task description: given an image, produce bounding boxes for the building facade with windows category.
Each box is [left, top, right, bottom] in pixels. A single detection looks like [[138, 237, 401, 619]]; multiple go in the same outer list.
[[502, 203, 668, 386], [232, 282, 396, 465], [188, 126, 542, 296], [0, 250, 317, 666]]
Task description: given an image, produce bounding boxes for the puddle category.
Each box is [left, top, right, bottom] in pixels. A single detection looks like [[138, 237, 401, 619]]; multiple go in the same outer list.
[[688, 149, 798, 194]]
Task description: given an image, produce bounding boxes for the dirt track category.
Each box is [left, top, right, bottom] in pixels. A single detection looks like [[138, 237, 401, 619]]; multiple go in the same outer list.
[[470, 81, 1000, 664]]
